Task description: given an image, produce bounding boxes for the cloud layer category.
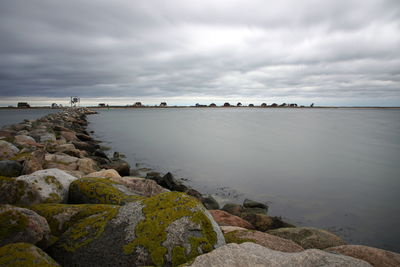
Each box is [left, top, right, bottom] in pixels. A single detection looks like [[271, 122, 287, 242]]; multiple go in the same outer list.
[[0, 0, 399, 105]]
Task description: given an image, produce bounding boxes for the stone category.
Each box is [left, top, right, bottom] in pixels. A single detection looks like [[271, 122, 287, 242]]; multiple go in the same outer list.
[[39, 133, 56, 143], [0, 205, 50, 247], [243, 199, 268, 211], [60, 131, 76, 142], [0, 169, 77, 205], [76, 133, 92, 141], [241, 213, 273, 232], [202, 194, 220, 209], [0, 140, 19, 160], [48, 192, 225, 267], [68, 177, 143, 205], [44, 153, 79, 171], [93, 149, 108, 159], [0, 160, 22, 177], [268, 227, 346, 249], [72, 141, 97, 153], [109, 176, 169, 197], [0, 243, 60, 266], [209, 210, 255, 229], [224, 229, 304, 252], [77, 158, 98, 174], [148, 172, 188, 192], [14, 135, 42, 147], [22, 149, 45, 174], [220, 226, 248, 234], [222, 203, 243, 217], [55, 144, 76, 153], [325, 245, 400, 267], [185, 242, 371, 267], [87, 169, 121, 179], [105, 158, 130, 176]]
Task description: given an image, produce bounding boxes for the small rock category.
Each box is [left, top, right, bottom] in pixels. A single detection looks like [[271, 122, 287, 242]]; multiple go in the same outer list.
[[268, 227, 346, 249], [241, 213, 273, 232], [222, 203, 243, 217], [77, 157, 98, 174], [0, 160, 22, 177], [202, 194, 220, 210], [0, 205, 50, 247], [105, 158, 130, 176], [243, 199, 268, 210], [0, 243, 60, 266], [325, 245, 400, 267], [76, 133, 92, 141], [209, 210, 255, 229]]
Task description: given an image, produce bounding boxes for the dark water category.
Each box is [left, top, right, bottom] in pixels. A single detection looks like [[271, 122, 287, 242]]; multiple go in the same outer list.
[[56, 107, 400, 251], [0, 109, 58, 128]]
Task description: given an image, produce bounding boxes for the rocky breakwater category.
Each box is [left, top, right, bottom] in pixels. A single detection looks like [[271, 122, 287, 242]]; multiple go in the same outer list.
[[0, 108, 398, 266]]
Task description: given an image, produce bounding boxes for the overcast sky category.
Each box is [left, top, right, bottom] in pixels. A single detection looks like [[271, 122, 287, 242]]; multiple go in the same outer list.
[[0, 0, 399, 106]]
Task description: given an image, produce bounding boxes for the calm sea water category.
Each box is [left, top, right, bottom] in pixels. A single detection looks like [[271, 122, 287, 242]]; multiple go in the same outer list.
[[88, 108, 400, 252], [0, 109, 58, 128]]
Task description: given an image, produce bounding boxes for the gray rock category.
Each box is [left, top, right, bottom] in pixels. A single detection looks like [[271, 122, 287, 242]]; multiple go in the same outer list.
[[202, 194, 220, 209], [186, 242, 371, 267], [243, 199, 268, 211], [0, 140, 19, 160], [0, 243, 60, 266], [0, 160, 22, 177]]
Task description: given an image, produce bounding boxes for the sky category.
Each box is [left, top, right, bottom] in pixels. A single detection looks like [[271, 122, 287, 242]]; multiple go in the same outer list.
[[0, 0, 399, 107]]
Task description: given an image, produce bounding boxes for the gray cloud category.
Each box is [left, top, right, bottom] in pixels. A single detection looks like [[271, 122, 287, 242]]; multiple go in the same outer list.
[[0, 0, 399, 105]]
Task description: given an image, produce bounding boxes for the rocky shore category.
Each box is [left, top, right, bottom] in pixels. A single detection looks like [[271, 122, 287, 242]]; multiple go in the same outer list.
[[0, 108, 399, 266]]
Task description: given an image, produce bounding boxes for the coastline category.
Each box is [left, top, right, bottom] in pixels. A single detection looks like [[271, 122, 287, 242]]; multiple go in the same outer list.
[[0, 108, 399, 266]]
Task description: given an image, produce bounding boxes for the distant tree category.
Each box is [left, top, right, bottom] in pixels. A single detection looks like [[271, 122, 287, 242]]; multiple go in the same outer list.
[[51, 103, 58, 108], [289, 103, 298, 107], [98, 103, 106, 107], [223, 102, 230, 107], [134, 102, 142, 107], [261, 103, 267, 107], [160, 102, 167, 107], [279, 103, 287, 107], [237, 102, 242, 107], [271, 103, 278, 107], [310, 103, 314, 107], [248, 104, 254, 107], [209, 103, 217, 107]]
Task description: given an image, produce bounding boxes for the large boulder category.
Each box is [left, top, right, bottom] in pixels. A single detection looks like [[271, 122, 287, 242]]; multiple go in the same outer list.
[[87, 169, 121, 179], [325, 245, 400, 267], [44, 153, 79, 171], [268, 227, 346, 249], [209, 210, 255, 230], [48, 192, 225, 266], [0, 169, 77, 205], [0, 243, 60, 266], [0, 160, 22, 177], [0, 205, 50, 247], [109, 176, 169, 197], [14, 135, 42, 148], [185, 242, 371, 267], [240, 213, 273, 232], [76, 158, 98, 174], [243, 199, 268, 211], [22, 149, 46, 174], [68, 177, 143, 205], [0, 140, 19, 160], [223, 229, 303, 253]]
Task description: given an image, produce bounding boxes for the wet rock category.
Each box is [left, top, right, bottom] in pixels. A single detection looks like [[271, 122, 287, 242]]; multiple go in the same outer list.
[[243, 199, 268, 210], [76, 133, 93, 141], [209, 210, 255, 230], [242, 207, 268, 215], [0, 140, 19, 160], [0, 243, 60, 266], [104, 158, 130, 176], [148, 172, 188, 192], [241, 213, 273, 232], [93, 149, 108, 159], [109, 176, 169, 197], [268, 227, 346, 249], [202, 194, 220, 210], [0, 160, 22, 177], [222, 203, 243, 217], [68, 177, 143, 205], [49, 192, 225, 267], [0, 205, 50, 247], [185, 242, 371, 267], [223, 229, 304, 253], [325, 245, 400, 267], [72, 141, 98, 153]]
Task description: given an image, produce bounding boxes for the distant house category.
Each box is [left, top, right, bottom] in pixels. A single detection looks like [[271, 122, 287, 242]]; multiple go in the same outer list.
[[261, 103, 267, 107], [271, 103, 278, 107], [237, 102, 242, 107], [289, 103, 298, 107], [98, 103, 106, 107], [134, 102, 142, 107], [17, 102, 30, 108], [51, 103, 58, 108], [279, 103, 287, 107], [195, 103, 207, 107], [160, 102, 167, 107], [209, 103, 217, 107], [248, 104, 254, 107], [223, 102, 231, 107]]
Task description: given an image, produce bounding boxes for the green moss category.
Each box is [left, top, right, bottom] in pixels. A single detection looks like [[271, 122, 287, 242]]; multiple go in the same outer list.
[[0, 242, 60, 267], [0, 210, 29, 240], [10, 152, 31, 161], [44, 193, 62, 203], [44, 176, 62, 190], [0, 177, 29, 205], [224, 230, 257, 244], [69, 177, 143, 205], [123, 192, 217, 266]]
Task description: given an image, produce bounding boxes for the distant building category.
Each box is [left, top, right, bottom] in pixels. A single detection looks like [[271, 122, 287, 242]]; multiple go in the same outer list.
[[248, 104, 254, 107], [271, 103, 278, 107], [223, 102, 231, 107], [195, 103, 207, 107], [261, 103, 267, 107], [134, 102, 142, 107], [51, 103, 58, 108], [289, 103, 298, 107], [17, 102, 30, 108], [209, 103, 217, 107], [160, 102, 167, 107], [98, 103, 106, 107]]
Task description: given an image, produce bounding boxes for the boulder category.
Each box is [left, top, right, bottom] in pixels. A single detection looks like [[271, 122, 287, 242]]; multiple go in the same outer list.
[[109, 176, 169, 197], [0, 140, 19, 160], [55, 144, 76, 153], [14, 135, 42, 147], [0, 243, 60, 266], [45, 153, 79, 171], [220, 226, 248, 234], [72, 141, 97, 153], [60, 131, 77, 142], [0, 205, 50, 247], [268, 227, 346, 249], [148, 172, 188, 192], [87, 169, 121, 179], [201, 194, 220, 210], [209, 210, 255, 230], [241, 213, 273, 232], [222, 203, 243, 217], [39, 133, 56, 143], [76, 133, 92, 141], [48, 192, 225, 267], [325, 245, 400, 267], [68, 177, 143, 205], [105, 158, 130, 176], [77, 158, 98, 174], [0, 160, 22, 177], [185, 242, 371, 267], [22, 149, 46, 174], [224, 229, 304, 252], [0, 169, 77, 205], [243, 199, 268, 211]]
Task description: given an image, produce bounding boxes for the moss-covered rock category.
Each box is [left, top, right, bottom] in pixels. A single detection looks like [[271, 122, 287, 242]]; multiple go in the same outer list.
[[0, 176, 38, 205], [0, 140, 19, 160], [0, 205, 51, 247], [0, 160, 22, 177], [49, 192, 225, 266], [0, 242, 60, 267], [68, 177, 143, 205]]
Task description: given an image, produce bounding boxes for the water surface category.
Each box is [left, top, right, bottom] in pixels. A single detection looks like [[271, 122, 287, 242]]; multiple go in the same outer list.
[[88, 108, 400, 252], [0, 109, 58, 128]]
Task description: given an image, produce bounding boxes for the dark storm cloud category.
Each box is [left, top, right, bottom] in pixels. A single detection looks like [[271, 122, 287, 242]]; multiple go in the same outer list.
[[0, 0, 399, 105]]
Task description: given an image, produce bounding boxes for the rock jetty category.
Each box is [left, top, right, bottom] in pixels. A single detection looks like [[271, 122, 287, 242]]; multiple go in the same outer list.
[[0, 107, 398, 266]]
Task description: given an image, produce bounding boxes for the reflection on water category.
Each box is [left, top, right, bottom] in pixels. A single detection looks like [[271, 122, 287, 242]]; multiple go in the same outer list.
[[88, 108, 400, 252]]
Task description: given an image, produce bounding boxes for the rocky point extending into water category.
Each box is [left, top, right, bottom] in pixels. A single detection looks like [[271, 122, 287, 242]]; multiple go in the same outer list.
[[0, 107, 399, 266]]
